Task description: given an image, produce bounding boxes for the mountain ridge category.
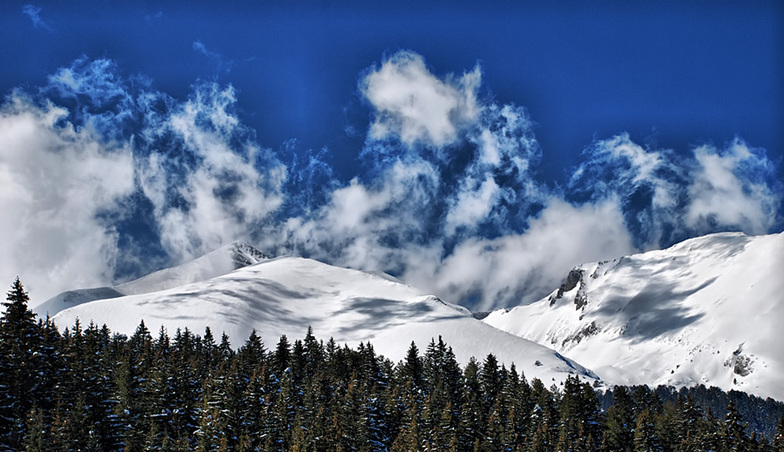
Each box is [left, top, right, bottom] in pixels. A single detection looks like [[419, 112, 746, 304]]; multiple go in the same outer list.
[[483, 230, 784, 401], [50, 255, 597, 383], [34, 241, 268, 317]]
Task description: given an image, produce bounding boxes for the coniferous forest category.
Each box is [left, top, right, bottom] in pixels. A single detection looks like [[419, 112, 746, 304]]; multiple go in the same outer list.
[[2, 278, 784, 451]]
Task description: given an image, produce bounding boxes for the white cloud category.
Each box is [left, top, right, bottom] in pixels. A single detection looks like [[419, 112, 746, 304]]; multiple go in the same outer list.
[[47, 58, 132, 108], [685, 139, 780, 235], [271, 157, 441, 272], [0, 92, 134, 301], [2, 53, 781, 316], [359, 51, 482, 149], [405, 198, 635, 311], [0, 62, 288, 301], [139, 83, 286, 263], [578, 134, 680, 212], [445, 176, 500, 235]]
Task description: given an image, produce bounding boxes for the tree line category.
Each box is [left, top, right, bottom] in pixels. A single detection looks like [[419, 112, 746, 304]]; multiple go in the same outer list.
[[1, 277, 783, 451]]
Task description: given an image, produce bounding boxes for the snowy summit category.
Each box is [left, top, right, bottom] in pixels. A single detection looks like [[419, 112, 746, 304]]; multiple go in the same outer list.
[[484, 231, 784, 401], [48, 249, 595, 384]]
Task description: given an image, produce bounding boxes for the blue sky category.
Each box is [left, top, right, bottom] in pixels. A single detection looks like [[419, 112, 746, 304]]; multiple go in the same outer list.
[[1, 1, 782, 310]]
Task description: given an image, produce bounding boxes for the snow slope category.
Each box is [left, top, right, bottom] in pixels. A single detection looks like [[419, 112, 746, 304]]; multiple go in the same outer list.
[[35, 241, 268, 317], [483, 231, 784, 401], [52, 256, 596, 384], [34, 287, 124, 318]]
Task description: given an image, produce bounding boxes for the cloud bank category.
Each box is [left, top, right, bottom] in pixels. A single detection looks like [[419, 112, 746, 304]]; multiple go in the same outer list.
[[0, 51, 781, 311], [0, 59, 284, 300]]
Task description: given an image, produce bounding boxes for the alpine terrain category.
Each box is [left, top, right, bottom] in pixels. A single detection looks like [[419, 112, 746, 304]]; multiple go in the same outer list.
[[43, 246, 595, 384], [483, 231, 784, 401], [35, 241, 268, 318]]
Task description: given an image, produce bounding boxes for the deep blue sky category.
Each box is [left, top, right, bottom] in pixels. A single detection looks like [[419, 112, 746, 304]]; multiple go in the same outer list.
[[3, 1, 781, 181], [1, 1, 782, 308]]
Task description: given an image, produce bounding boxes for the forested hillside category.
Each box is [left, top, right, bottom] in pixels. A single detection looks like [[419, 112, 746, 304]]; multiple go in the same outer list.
[[2, 278, 784, 451]]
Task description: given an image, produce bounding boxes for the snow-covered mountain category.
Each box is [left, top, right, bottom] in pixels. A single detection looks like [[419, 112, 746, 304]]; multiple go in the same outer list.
[[35, 241, 268, 317], [483, 231, 784, 401], [50, 254, 596, 384]]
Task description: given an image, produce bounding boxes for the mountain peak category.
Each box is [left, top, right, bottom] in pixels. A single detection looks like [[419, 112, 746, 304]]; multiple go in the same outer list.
[[51, 255, 596, 384], [35, 241, 270, 317], [226, 241, 269, 269], [484, 231, 784, 401]]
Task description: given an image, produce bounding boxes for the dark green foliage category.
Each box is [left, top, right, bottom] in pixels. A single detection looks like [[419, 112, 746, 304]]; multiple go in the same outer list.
[[633, 408, 662, 452], [0, 277, 44, 450], [603, 386, 635, 452], [2, 277, 783, 451], [772, 417, 784, 451]]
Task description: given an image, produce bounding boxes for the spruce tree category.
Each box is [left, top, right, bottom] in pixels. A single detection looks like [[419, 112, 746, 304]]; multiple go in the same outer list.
[[722, 400, 750, 452], [604, 386, 635, 452], [527, 379, 560, 452], [273, 334, 291, 377], [633, 408, 662, 452], [459, 358, 484, 450], [479, 353, 502, 407], [0, 277, 43, 450], [771, 416, 784, 452], [400, 341, 423, 390]]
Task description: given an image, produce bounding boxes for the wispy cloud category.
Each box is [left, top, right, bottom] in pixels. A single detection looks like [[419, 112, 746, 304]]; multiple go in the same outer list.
[[22, 5, 52, 32], [138, 82, 285, 263], [0, 51, 780, 310], [0, 90, 133, 299], [685, 139, 781, 235], [359, 50, 481, 151], [193, 40, 232, 73], [568, 133, 782, 249], [0, 59, 283, 300]]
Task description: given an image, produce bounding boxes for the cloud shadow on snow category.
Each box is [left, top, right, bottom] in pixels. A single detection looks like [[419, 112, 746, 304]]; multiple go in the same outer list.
[[134, 277, 324, 328], [596, 277, 717, 343], [334, 297, 465, 338]]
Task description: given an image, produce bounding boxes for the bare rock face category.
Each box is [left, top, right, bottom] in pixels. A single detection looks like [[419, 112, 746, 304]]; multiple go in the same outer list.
[[483, 231, 784, 402], [548, 268, 587, 309], [230, 241, 269, 269], [726, 345, 754, 378]]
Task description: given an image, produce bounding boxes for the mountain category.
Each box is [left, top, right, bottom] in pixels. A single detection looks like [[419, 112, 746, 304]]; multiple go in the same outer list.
[[34, 241, 268, 317], [50, 255, 596, 383], [483, 231, 784, 401], [114, 241, 269, 295]]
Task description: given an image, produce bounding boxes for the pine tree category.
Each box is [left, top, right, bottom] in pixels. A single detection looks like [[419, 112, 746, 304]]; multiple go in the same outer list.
[[721, 400, 750, 452], [604, 386, 635, 452], [772, 416, 784, 452], [0, 277, 43, 450], [400, 341, 423, 390], [423, 336, 463, 419], [421, 380, 450, 450], [664, 394, 703, 452], [169, 328, 201, 447], [337, 373, 370, 450], [633, 408, 662, 452], [22, 407, 48, 452], [479, 353, 502, 408], [238, 329, 266, 380], [391, 389, 421, 452], [503, 364, 531, 450], [273, 334, 291, 376], [528, 380, 559, 452], [118, 320, 157, 452], [459, 358, 484, 450], [303, 326, 325, 380]]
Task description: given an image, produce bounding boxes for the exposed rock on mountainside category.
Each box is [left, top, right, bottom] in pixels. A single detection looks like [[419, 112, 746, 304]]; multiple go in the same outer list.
[[484, 231, 784, 401]]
